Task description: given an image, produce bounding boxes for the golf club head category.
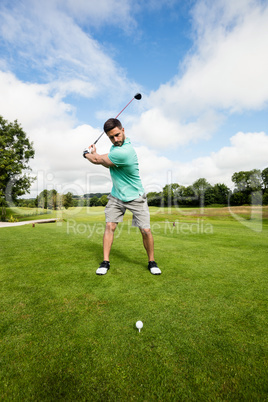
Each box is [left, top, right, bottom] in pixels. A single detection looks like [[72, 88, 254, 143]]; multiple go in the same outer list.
[[134, 93, 142, 100]]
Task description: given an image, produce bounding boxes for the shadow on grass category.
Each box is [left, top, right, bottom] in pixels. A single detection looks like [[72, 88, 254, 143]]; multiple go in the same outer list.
[[88, 238, 145, 270]]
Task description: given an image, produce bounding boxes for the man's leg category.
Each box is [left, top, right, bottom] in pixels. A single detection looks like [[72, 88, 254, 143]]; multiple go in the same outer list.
[[96, 222, 118, 275], [126, 195, 161, 275], [103, 222, 118, 261], [140, 228, 161, 275], [140, 228, 154, 261]]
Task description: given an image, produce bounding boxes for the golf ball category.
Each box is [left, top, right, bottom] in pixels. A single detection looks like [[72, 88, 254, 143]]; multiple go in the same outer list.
[[136, 321, 143, 331]]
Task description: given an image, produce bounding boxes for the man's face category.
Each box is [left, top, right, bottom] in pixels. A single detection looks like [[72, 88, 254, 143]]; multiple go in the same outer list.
[[107, 127, 125, 147]]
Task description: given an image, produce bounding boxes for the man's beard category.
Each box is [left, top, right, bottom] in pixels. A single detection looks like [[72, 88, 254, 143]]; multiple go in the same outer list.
[[114, 140, 123, 146]]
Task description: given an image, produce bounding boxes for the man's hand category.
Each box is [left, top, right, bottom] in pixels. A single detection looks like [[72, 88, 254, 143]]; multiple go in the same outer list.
[[83, 145, 95, 158], [90, 144, 96, 154], [83, 148, 91, 158], [83, 145, 114, 168]]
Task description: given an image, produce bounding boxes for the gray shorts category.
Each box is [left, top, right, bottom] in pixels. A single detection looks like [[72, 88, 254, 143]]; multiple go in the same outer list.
[[105, 194, 150, 229]]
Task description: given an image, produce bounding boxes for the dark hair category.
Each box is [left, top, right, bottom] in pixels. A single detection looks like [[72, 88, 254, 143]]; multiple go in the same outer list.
[[103, 118, 122, 134]]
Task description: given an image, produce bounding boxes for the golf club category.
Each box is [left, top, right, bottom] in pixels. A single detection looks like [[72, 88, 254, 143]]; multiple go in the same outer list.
[[93, 93, 142, 145]]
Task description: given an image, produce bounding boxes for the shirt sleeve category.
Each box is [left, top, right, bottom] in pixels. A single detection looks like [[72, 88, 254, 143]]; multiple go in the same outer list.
[[108, 148, 130, 167]]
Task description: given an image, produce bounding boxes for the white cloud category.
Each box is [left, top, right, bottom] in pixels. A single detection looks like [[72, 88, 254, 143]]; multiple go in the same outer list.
[[0, 70, 112, 196], [0, 71, 74, 131], [137, 131, 268, 191], [58, 0, 178, 29], [129, 107, 221, 148], [137, 0, 268, 149], [0, 0, 138, 101], [211, 131, 268, 170], [186, 0, 268, 111], [59, 0, 136, 30], [50, 80, 97, 99]]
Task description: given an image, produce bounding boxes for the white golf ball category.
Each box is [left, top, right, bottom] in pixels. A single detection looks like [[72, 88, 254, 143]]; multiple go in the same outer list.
[[136, 321, 143, 331]]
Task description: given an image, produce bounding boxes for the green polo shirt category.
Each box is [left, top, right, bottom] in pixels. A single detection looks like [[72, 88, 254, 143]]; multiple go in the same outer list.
[[108, 138, 144, 202]]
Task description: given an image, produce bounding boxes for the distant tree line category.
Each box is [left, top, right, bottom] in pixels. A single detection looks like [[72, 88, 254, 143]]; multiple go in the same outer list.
[[17, 191, 109, 209], [17, 167, 268, 210], [147, 168, 268, 207]]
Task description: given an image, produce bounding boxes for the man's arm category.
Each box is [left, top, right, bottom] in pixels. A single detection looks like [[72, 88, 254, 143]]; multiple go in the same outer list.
[[84, 145, 115, 168]]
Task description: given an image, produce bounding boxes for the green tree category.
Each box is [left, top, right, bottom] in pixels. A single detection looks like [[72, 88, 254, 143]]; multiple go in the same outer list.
[[231, 169, 262, 205], [263, 190, 268, 205], [192, 178, 211, 207], [63, 192, 74, 209], [248, 169, 262, 191], [35, 189, 59, 210], [0, 116, 35, 220], [204, 186, 216, 205], [18, 198, 35, 208], [212, 183, 230, 205], [147, 192, 162, 207], [47, 189, 58, 210], [89, 196, 101, 206], [99, 194, 108, 206], [179, 186, 197, 206], [36, 190, 48, 209], [232, 171, 247, 192], [230, 191, 247, 206], [261, 167, 268, 190], [232, 169, 262, 192], [162, 183, 181, 207]]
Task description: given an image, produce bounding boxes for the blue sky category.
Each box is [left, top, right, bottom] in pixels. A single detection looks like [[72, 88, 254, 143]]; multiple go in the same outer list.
[[0, 0, 268, 197]]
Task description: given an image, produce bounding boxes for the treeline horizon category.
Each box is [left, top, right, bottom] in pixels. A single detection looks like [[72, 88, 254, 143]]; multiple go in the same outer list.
[[17, 167, 268, 209]]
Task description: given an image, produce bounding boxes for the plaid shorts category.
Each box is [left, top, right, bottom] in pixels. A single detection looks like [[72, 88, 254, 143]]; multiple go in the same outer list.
[[105, 194, 150, 229]]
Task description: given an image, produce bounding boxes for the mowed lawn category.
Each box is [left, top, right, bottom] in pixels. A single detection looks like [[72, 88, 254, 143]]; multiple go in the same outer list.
[[0, 207, 267, 401]]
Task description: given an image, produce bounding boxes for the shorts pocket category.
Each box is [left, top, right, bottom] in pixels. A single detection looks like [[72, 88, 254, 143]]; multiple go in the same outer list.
[[134, 193, 146, 203]]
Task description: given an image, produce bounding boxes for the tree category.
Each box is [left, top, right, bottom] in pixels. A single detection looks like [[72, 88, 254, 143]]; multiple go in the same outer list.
[[162, 183, 181, 207], [63, 192, 74, 209], [179, 186, 197, 206], [192, 178, 211, 207], [261, 167, 268, 190], [99, 194, 108, 206], [230, 191, 247, 206], [147, 192, 162, 207], [232, 169, 262, 192], [263, 190, 268, 205], [231, 169, 262, 205], [248, 169, 262, 191], [35, 190, 48, 209], [0, 116, 35, 220], [232, 171, 248, 192], [212, 183, 230, 205], [35, 189, 60, 210], [89, 196, 101, 206], [49, 189, 58, 210], [204, 186, 216, 205]]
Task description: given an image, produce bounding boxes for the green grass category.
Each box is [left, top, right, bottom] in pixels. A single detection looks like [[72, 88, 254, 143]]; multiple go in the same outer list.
[[5, 207, 57, 222], [0, 207, 267, 400]]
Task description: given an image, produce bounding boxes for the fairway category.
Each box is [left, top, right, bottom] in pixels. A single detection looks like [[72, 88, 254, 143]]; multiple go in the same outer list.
[[0, 207, 267, 400]]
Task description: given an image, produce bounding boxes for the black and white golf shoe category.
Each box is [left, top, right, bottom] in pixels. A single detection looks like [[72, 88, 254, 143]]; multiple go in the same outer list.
[[96, 261, 110, 275], [148, 261, 161, 275]]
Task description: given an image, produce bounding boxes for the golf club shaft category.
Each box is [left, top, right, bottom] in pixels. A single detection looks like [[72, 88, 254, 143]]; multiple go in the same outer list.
[[93, 96, 137, 145]]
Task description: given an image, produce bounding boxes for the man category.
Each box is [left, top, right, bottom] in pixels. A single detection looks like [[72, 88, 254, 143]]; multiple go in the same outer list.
[[83, 118, 161, 276]]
